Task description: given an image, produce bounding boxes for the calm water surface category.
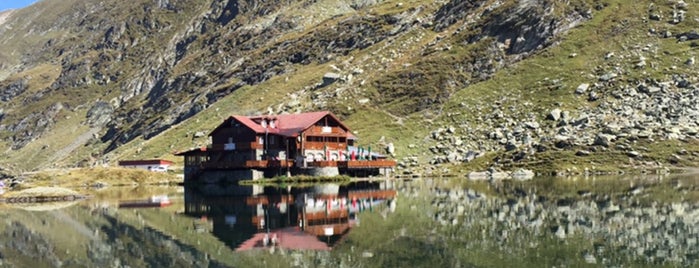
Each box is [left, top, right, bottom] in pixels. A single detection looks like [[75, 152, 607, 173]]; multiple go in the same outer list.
[[0, 174, 697, 267]]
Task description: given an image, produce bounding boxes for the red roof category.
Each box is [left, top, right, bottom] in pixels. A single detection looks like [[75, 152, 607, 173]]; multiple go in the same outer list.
[[212, 111, 353, 138]]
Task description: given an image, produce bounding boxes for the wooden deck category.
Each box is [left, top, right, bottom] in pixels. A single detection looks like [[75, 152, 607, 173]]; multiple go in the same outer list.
[[307, 160, 396, 169], [201, 160, 295, 169], [199, 159, 395, 170]]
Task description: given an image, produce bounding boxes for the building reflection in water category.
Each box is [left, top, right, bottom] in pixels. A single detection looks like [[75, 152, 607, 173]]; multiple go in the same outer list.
[[184, 181, 397, 251]]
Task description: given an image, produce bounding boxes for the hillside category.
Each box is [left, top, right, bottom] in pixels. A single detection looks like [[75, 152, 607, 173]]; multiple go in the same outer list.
[[0, 0, 697, 174]]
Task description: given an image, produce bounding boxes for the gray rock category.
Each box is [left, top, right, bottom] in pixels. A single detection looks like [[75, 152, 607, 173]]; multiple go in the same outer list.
[[599, 73, 617, 82], [511, 169, 534, 180], [467, 171, 488, 180], [555, 225, 566, 239], [627, 151, 641, 157], [576, 150, 591, 156], [575, 83, 590, 94], [386, 142, 395, 156], [463, 151, 479, 162], [489, 171, 510, 181], [547, 108, 562, 121], [505, 140, 518, 151], [588, 91, 598, 101], [593, 134, 615, 147], [524, 121, 540, 129], [322, 72, 341, 86], [584, 253, 597, 264]]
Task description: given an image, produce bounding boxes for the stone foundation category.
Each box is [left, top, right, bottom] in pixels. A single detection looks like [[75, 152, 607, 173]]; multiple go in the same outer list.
[[307, 167, 340, 177], [192, 169, 265, 183]]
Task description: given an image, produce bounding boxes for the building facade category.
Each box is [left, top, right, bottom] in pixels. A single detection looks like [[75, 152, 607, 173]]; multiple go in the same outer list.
[[177, 111, 395, 182]]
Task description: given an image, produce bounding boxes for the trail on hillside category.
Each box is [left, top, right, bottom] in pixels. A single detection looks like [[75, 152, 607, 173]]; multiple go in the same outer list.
[[44, 127, 101, 169]]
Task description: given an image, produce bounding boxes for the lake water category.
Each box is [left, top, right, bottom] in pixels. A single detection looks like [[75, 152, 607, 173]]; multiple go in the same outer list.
[[0, 174, 697, 267]]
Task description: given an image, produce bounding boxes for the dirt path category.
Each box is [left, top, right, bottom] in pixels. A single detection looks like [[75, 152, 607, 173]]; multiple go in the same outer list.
[[42, 127, 101, 169]]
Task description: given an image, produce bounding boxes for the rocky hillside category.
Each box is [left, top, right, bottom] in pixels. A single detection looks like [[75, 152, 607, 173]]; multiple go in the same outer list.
[[0, 0, 697, 174]]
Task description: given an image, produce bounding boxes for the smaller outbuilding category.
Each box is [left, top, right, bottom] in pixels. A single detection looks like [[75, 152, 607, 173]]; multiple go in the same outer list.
[[118, 159, 173, 172]]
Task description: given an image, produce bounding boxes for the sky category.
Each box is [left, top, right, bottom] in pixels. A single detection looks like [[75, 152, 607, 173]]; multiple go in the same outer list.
[[0, 0, 38, 12]]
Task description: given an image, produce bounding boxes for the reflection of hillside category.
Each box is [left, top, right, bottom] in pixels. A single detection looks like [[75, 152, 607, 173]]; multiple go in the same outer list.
[[424, 177, 699, 266], [184, 181, 397, 251]]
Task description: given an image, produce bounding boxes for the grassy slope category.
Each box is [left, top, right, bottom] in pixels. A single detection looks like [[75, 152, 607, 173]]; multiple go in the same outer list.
[[97, 0, 699, 174], [1, 0, 697, 173], [440, 0, 699, 173]]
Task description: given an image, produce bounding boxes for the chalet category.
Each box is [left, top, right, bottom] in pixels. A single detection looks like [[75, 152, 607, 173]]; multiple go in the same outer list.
[[118, 159, 173, 172], [176, 111, 395, 182]]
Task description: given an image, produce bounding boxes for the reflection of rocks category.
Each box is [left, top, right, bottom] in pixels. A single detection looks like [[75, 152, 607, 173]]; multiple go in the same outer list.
[[426, 183, 699, 266]]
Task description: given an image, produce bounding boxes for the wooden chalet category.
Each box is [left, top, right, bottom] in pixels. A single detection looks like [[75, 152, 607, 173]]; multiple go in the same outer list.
[[176, 111, 395, 182]]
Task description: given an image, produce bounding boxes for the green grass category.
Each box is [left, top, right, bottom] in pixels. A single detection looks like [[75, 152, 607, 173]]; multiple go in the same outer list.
[[22, 167, 179, 189]]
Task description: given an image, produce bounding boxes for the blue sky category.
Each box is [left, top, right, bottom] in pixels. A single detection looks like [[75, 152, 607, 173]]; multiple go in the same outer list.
[[0, 0, 38, 12]]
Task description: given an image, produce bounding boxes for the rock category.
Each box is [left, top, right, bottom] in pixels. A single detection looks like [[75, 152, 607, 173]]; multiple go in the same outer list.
[[547, 108, 562, 121], [361, 251, 374, 258], [599, 73, 617, 82], [489, 171, 509, 181], [447, 126, 456, 134], [524, 122, 539, 129], [575, 83, 589, 94], [677, 30, 699, 41], [447, 152, 460, 163], [663, 30, 673, 38], [555, 225, 566, 239], [604, 52, 615, 59], [386, 142, 395, 156], [593, 133, 615, 147], [193, 131, 206, 138], [468, 171, 488, 180], [572, 115, 589, 127], [686, 57, 695, 66], [584, 253, 597, 264], [627, 151, 641, 157], [588, 91, 598, 101], [86, 101, 114, 127], [511, 169, 534, 180], [505, 140, 518, 151], [358, 98, 370, 104], [322, 72, 341, 86], [463, 151, 479, 162], [638, 84, 661, 94], [576, 150, 591, 156]]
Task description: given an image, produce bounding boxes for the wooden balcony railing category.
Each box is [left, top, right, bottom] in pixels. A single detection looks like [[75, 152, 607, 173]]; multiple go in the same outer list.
[[201, 160, 295, 169], [305, 160, 396, 168]]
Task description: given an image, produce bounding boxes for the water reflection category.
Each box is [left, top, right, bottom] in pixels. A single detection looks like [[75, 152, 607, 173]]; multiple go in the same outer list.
[[183, 181, 397, 252], [0, 175, 696, 267], [419, 175, 699, 266]]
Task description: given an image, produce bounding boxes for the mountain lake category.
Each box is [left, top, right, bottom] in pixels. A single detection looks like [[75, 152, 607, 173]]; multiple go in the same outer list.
[[0, 174, 697, 267]]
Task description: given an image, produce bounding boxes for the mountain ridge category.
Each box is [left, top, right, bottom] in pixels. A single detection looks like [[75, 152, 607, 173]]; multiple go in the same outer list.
[[0, 0, 697, 175]]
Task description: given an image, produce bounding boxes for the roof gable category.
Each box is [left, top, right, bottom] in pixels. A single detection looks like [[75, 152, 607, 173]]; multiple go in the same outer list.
[[210, 111, 352, 138]]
